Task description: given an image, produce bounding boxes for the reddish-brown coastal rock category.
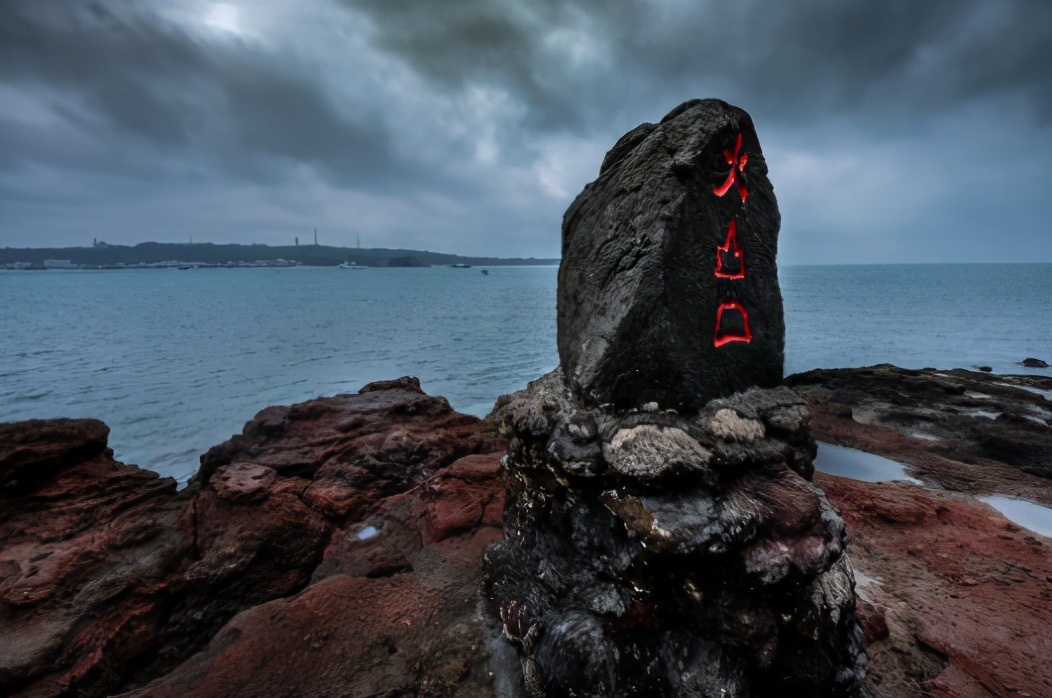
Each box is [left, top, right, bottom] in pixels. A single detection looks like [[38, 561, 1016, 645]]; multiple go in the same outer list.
[[1, 369, 1049, 697], [789, 365, 1052, 697], [131, 452, 508, 697], [0, 378, 506, 697], [818, 473, 1051, 697]]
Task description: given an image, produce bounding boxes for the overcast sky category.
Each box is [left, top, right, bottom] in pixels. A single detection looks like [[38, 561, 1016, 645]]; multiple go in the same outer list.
[[1, 0, 1050, 263]]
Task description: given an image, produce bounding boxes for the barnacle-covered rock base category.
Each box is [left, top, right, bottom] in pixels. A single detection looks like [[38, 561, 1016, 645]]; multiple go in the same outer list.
[[484, 370, 865, 697]]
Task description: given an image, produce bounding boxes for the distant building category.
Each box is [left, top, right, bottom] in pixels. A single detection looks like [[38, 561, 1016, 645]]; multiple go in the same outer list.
[[43, 259, 77, 269], [93, 240, 111, 248]]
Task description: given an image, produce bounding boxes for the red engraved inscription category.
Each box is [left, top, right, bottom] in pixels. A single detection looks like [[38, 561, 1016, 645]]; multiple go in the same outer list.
[[713, 132, 748, 204], [712, 132, 751, 348], [714, 301, 752, 347], [714, 219, 745, 279]]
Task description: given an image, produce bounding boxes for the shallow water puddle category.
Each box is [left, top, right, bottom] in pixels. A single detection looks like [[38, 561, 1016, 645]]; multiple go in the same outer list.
[[814, 442, 1052, 537], [851, 570, 883, 603], [979, 496, 1052, 538], [355, 525, 379, 541], [814, 441, 922, 485]]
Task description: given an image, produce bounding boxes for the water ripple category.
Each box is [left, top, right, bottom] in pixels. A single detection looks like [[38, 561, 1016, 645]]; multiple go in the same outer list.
[[3, 264, 1049, 487]]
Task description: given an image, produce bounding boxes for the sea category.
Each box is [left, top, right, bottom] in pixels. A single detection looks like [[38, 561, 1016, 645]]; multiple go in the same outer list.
[[2, 263, 1049, 485]]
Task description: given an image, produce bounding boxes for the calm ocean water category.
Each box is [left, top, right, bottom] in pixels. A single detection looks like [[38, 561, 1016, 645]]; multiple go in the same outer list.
[[2, 263, 1049, 484]]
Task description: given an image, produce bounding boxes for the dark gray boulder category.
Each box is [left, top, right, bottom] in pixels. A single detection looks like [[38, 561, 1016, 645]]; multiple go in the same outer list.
[[486, 100, 864, 697], [558, 99, 784, 412], [484, 372, 865, 697]]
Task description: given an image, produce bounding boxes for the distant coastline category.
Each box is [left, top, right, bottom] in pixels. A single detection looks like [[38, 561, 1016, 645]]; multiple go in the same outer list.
[[0, 241, 559, 270]]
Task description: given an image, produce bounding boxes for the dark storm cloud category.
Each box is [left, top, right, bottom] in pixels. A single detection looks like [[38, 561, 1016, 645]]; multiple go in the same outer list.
[[347, 0, 652, 130], [337, 0, 1052, 264], [0, 1, 408, 186], [350, 0, 1052, 129], [0, 0, 1048, 260]]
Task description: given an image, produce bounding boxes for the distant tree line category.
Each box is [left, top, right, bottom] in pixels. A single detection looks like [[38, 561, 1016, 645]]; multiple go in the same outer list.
[[0, 242, 557, 268]]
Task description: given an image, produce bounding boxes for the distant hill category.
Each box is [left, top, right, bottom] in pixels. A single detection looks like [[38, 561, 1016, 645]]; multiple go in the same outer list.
[[0, 242, 558, 268]]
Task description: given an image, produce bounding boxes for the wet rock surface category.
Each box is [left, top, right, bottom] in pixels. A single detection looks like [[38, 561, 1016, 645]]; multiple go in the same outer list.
[[558, 99, 785, 412], [819, 474, 1051, 697], [788, 364, 1052, 502], [0, 377, 506, 697], [485, 372, 864, 697], [790, 364, 1052, 696], [0, 367, 1048, 697]]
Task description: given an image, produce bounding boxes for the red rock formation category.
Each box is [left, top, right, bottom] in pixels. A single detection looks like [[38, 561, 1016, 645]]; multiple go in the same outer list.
[[132, 453, 507, 697], [0, 419, 188, 696], [2, 371, 1048, 697], [789, 365, 1052, 696], [819, 474, 1051, 697], [0, 378, 505, 697]]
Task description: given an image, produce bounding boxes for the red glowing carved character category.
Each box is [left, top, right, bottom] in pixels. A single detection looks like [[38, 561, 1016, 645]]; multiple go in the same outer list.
[[713, 301, 752, 347], [714, 219, 745, 279], [713, 132, 748, 204]]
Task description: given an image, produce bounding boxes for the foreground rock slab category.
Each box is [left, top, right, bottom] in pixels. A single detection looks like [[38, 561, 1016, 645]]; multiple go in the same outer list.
[[819, 473, 1051, 697], [1, 369, 1047, 696], [788, 364, 1052, 503], [0, 378, 506, 697], [127, 454, 508, 697]]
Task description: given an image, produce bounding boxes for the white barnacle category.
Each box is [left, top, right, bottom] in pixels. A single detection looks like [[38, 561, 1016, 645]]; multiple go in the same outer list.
[[710, 408, 765, 442], [604, 424, 711, 481]]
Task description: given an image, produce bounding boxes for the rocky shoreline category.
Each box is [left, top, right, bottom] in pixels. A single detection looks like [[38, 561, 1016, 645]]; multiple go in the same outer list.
[[788, 364, 1052, 505], [0, 366, 1048, 697], [793, 365, 1052, 697]]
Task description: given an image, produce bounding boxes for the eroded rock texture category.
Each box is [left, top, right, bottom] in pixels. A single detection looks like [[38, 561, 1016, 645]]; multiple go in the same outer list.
[[2, 371, 1046, 696], [0, 379, 508, 698], [485, 372, 865, 697], [487, 100, 862, 697], [558, 99, 784, 412], [788, 364, 1052, 489]]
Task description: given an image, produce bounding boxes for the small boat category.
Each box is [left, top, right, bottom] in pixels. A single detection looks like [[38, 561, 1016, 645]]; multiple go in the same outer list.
[[450, 263, 471, 268], [480, 269, 489, 275], [338, 261, 366, 270]]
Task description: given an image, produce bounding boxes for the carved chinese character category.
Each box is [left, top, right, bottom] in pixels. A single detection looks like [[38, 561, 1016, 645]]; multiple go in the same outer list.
[[557, 100, 783, 410], [715, 219, 745, 280], [714, 301, 752, 347], [713, 132, 748, 204]]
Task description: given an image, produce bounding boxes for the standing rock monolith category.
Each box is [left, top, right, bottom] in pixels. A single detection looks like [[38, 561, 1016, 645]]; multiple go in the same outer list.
[[559, 98, 785, 413], [485, 100, 865, 697]]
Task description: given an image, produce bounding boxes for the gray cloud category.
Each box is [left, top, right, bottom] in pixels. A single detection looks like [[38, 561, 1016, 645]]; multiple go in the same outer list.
[[350, 0, 1052, 129], [0, 1, 413, 187], [0, 0, 1049, 261]]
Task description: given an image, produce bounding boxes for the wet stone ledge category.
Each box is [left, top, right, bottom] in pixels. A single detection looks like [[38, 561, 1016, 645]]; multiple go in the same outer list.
[[484, 370, 865, 697]]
